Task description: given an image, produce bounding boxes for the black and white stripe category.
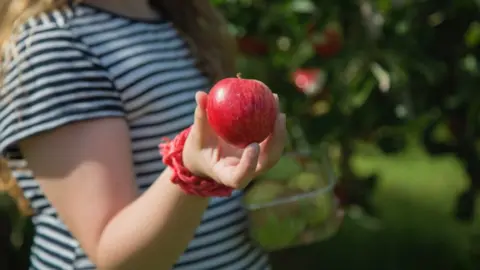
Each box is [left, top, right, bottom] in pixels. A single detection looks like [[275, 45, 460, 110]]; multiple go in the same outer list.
[[0, 4, 269, 270]]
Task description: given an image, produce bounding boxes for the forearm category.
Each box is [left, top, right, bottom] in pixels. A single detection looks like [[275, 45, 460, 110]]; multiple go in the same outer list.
[[96, 167, 210, 270]]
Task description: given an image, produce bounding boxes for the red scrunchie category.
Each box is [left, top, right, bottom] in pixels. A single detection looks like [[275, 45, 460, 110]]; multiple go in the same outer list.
[[159, 126, 234, 197]]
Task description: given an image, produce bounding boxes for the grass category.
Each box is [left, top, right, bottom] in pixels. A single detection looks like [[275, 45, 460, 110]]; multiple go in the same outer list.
[[271, 140, 479, 270]]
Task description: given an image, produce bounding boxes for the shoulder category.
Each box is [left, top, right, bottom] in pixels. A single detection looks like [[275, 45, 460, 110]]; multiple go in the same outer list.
[[3, 3, 115, 75], [7, 7, 93, 64], [14, 6, 80, 44], [0, 6, 125, 155], [2, 7, 107, 91]]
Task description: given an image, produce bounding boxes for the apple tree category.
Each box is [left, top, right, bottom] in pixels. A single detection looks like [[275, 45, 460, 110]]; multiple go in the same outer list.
[[213, 0, 480, 221]]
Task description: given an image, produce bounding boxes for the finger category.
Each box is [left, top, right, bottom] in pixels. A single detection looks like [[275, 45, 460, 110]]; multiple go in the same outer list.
[[191, 91, 212, 143], [256, 113, 287, 173], [273, 93, 280, 112], [218, 143, 260, 189], [273, 93, 279, 104]]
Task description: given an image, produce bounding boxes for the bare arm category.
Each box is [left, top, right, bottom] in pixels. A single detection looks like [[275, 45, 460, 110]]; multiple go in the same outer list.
[[20, 118, 209, 270]]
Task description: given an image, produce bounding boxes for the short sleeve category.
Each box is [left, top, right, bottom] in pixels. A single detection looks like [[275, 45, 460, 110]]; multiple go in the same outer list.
[[0, 24, 125, 155]]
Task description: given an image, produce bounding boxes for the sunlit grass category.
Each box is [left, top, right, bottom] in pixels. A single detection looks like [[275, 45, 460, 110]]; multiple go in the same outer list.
[[272, 140, 478, 270]]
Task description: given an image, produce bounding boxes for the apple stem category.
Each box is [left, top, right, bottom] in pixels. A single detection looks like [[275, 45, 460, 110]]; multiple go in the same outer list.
[[236, 73, 242, 79]]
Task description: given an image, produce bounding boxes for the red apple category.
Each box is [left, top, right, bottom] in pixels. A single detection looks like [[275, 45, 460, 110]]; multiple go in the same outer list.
[[307, 23, 343, 58], [291, 68, 327, 96], [207, 75, 277, 148], [314, 28, 342, 58]]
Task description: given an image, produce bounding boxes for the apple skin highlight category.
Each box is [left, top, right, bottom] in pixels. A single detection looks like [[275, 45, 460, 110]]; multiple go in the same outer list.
[[206, 76, 277, 148]]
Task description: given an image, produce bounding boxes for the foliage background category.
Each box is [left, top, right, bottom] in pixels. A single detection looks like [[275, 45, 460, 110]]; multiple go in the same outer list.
[[1, 0, 480, 269], [215, 0, 480, 269]]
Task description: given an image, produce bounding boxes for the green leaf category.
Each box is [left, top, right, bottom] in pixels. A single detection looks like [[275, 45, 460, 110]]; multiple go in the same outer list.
[[292, 0, 316, 13], [376, 0, 392, 14], [465, 21, 480, 48], [288, 40, 316, 71], [351, 77, 376, 109]]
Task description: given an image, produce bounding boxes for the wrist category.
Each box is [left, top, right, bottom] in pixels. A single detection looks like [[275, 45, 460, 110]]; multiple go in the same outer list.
[[159, 126, 233, 197], [182, 147, 208, 179], [165, 170, 210, 203]]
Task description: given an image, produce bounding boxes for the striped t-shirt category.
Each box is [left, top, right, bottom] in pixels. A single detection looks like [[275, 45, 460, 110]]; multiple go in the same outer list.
[[0, 4, 269, 270]]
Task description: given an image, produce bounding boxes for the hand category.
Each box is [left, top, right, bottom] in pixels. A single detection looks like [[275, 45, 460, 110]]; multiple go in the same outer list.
[[183, 91, 287, 189]]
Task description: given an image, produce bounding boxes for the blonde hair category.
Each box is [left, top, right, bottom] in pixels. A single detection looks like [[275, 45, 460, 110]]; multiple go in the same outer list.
[[0, 0, 237, 216]]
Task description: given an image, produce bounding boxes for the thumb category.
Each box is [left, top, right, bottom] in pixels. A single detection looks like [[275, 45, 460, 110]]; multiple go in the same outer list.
[[217, 143, 260, 189]]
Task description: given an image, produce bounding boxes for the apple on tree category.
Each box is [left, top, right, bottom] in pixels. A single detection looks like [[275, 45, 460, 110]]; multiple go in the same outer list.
[[307, 22, 343, 58], [291, 68, 327, 96]]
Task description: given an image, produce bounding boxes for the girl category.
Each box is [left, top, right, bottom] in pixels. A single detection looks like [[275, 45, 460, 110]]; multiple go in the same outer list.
[[0, 0, 287, 269]]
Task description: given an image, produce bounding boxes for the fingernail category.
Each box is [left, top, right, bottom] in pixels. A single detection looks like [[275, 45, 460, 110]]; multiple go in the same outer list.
[[249, 143, 260, 153]]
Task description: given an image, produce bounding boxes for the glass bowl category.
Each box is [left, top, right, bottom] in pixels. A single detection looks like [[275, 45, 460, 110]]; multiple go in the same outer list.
[[243, 149, 340, 251]]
